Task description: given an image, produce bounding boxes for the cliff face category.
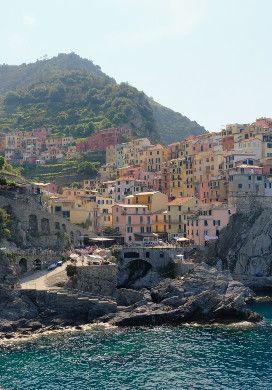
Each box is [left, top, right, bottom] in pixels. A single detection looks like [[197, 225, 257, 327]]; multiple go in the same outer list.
[[215, 209, 272, 288]]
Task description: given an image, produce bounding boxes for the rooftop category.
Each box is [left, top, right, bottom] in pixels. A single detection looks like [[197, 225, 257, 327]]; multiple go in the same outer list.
[[114, 204, 148, 208], [168, 197, 195, 206], [134, 191, 158, 196]]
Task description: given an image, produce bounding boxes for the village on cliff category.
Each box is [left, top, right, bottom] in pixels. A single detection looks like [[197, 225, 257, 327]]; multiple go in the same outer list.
[[1, 117, 272, 246], [1, 117, 272, 333]]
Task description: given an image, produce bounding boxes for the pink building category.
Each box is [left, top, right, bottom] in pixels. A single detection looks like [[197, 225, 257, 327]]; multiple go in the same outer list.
[[32, 182, 57, 195], [187, 203, 235, 245], [255, 117, 272, 129], [198, 181, 210, 203], [112, 204, 152, 243], [33, 129, 49, 143], [222, 136, 234, 151], [77, 128, 131, 152]]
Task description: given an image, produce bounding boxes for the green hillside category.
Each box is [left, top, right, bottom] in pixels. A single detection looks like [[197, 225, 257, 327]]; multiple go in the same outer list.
[[0, 53, 205, 144], [151, 100, 206, 145]]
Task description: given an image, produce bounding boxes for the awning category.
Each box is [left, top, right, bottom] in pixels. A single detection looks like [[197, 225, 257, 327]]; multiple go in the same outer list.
[[204, 235, 218, 241], [176, 237, 190, 242], [134, 232, 158, 238], [89, 237, 115, 242]]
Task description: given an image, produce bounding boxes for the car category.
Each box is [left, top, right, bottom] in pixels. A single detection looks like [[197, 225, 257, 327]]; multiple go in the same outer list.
[[47, 262, 58, 271], [56, 260, 63, 267]]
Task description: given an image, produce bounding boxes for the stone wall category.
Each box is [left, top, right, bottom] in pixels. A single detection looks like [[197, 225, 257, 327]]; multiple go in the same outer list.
[[70, 265, 117, 297], [13, 249, 61, 275], [229, 194, 272, 214], [0, 189, 88, 250]]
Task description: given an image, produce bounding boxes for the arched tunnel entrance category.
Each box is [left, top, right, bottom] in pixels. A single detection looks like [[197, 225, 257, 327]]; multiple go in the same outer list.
[[119, 259, 153, 288], [19, 258, 28, 274]]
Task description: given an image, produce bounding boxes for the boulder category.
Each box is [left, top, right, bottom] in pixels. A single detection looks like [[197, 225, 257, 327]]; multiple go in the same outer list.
[[108, 263, 261, 326]]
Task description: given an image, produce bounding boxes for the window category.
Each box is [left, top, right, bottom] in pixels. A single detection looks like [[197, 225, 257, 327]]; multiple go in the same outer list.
[[146, 251, 150, 258], [140, 226, 144, 233], [257, 176, 262, 181], [238, 184, 243, 189], [128, 216, 131, 225], [204, 220, 208, 226]]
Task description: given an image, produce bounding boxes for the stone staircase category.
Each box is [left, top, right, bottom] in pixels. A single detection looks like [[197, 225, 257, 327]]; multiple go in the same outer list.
[[22, 288, 117, 321]]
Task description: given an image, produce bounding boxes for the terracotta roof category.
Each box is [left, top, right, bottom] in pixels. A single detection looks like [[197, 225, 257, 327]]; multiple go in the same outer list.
[[148, 144, 165, 150], [168, 197, 195, 206]]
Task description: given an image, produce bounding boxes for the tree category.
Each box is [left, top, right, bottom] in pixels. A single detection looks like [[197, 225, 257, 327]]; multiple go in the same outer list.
[[78, 162, 98, 176], [0, 157, 5, 170]]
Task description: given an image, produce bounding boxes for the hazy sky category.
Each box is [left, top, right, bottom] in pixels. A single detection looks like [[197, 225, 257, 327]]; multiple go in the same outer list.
[[0, 0, 271, 131]]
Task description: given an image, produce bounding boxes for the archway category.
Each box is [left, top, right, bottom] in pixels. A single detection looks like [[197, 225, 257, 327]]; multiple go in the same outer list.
[[70, 231, 74, 245], [119, 259, 153, 288], [29, 214, 38, 235], [41, 218, 50, 234], [19, 258, 28, 274], [33, 258, 42, 270]]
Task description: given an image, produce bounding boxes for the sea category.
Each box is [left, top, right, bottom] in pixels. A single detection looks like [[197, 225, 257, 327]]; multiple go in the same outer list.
[[0, 301, 272, 390]]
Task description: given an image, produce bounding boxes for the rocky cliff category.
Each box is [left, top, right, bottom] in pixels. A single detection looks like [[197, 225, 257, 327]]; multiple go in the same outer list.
[[215, 208, 272, 289], [0, 251, 38, 333], [105, 263, 260, 327]]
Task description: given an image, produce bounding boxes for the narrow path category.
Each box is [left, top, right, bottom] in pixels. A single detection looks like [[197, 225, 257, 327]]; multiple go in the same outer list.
[[20, 262, 69, 290]]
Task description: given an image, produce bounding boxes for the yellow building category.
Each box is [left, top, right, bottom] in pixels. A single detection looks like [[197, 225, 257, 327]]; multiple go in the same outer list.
[[193, 151, 224, 184], [125, 191, 168, 213], [123, 138, 151, 166], [144, 144, 168, 172], [166, 197, 198, 237], [152, 209, 167, 234], [169, 157, 194, 198], [48, 195, 74, 220]]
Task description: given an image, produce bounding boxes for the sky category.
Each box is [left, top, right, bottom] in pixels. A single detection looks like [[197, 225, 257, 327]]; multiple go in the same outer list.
[[0, 0, 271, 131]]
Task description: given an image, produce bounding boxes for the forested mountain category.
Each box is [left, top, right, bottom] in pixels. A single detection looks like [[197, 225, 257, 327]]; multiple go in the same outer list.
[[0, 53, 205, 144]]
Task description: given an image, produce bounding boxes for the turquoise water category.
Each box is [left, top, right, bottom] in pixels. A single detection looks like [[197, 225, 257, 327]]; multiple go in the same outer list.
[[0, 305, 272, 390]]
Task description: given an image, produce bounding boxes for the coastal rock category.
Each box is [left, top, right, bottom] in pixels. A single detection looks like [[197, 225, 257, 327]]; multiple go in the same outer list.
[[116, 288, 149, 306], [0, 251, 39, 332], [109, 263, 261, 326], [215, 210, 272, 289]]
